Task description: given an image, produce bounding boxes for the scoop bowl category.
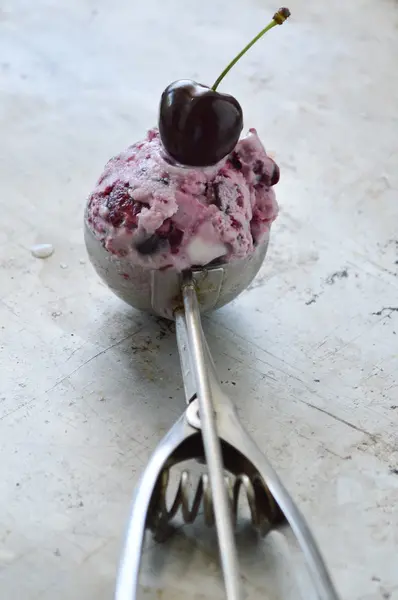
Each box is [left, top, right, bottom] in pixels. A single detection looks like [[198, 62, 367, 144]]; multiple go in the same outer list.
[[84, 223, 269, 319]]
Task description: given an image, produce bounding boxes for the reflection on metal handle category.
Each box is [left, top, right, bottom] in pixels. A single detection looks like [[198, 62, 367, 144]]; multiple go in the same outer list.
[[175, 309, 196, 404], [182, 278, 242, 600]]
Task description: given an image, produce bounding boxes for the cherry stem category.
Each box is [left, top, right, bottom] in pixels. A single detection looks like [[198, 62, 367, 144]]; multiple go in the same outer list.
[[212, 8, 290, 91]]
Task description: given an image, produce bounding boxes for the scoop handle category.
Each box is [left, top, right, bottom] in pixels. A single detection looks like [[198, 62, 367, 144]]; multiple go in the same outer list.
[[182, 276, 242, 600]]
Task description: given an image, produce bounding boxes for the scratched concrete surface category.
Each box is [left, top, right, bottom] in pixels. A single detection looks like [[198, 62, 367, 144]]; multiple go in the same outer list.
[[1, 0, 398, 598]]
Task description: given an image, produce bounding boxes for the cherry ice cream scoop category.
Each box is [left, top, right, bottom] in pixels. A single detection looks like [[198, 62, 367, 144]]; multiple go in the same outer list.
[[84, 8, 290, 312]]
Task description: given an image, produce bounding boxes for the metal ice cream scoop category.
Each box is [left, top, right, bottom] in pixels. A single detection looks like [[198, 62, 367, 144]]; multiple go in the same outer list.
[[84, 223, 269, 318], [84, 226, 340, 600]]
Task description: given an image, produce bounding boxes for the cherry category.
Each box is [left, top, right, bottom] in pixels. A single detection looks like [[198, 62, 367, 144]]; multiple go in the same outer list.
[[159, 81, 243, 167], [105, 182, 132, 228], [158, 8, 290, 167]]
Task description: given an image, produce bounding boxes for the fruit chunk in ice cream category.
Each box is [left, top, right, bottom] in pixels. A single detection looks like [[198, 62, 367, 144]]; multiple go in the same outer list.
[[85, 127, 279, 272]]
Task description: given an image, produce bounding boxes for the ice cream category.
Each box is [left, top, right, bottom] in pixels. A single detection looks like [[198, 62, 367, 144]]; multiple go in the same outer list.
[[85, 128, 279, 272]]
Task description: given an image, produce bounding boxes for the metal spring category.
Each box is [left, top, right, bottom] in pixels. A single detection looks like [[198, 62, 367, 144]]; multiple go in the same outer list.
[[148, 468, 280, 535]]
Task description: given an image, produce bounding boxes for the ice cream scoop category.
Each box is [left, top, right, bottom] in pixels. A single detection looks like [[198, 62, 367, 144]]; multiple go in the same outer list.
[[85, 127, 277, 270], [85, 220, 269, 318], [84, 8, 290, 316], [84, 127, 277, 315]]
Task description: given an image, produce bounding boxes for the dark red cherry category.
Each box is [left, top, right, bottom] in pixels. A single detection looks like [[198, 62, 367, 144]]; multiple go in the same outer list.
[[158, 9, 290, 168], [159, 80, 243, 167]]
